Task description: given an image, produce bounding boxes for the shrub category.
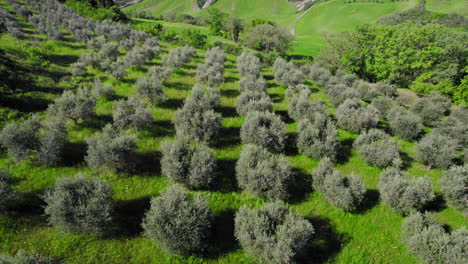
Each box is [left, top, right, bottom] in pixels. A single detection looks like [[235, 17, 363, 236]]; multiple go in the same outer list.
[[439, 165, 467, 216], [411, 92, 451, 126], [46, 87, 96, 122], [98, 42, 119, 60], [402, 212, 468, 264], [284, 84, 311, 99], [352, 80, 378, 102], [335, 99, 380, 133], [142, 37, 160, 59], [288, 91, 328, 122], [415, 132, 458, 169], [38, 121, 67, 166], [311, 159, 366, 211], [124, 46, 146, 68], [236, 145, 294, 200], [237, 51, 261, 77], [43, 175, 113, 234], [273, 57, 304, 87], [112, 97, 152, 131], [85, 124, 137, 171], [432, 115, 467, 147], [234, 201, 314, 264], [163, 45, 195, 68], [160, 137, 216, 189], [0, 171, 18, 213], [148, 65, 173, 81], [297, 114, 339, 161], [92, 78, 115, 98], [142, 186, 213, 256], [374, 82, 397, 97], [244, 23, 293, 53], [240, 111, 287, 152], [236, 91, 273, 116], [204, 46, 225, 65], [0, 250, 57, 264], [0, 115, 41, 161], [136, 75, 167, 103], [173, 86, 222, 142], [238, 75, 267, 93], [304, 63, 331, 86], [387, 106, 422, 140], [354, 129, 400, 168], [378, 168, 434, 215]]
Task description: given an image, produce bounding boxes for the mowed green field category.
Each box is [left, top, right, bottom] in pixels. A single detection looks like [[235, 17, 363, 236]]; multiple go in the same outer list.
[[292, 0, 419, 55], [426, 0, 468, 16], [123, 0, 199, 17], [0, 1, 467, 264]]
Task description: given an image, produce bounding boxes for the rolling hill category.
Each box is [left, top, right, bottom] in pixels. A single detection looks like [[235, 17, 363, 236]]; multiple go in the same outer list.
[[426, 0, 468, 17]]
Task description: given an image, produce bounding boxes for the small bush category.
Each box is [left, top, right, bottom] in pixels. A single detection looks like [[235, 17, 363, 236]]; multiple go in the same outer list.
[[402, 212, 468, 264], [238, 75, 267, 93], [335, 99, 380, 133], [237, 51, 261, 77], [136, 75, 167, 103], [288, 91, 328, 122], [415, 132, 458, 169], [297, 114, 339, 161], [43, 175, 113, 234], [85, 124, 137, 171], [0, 115, 41, 161], [112, 97, 152, 131], [236, 91, 273, 116], [236, 145, 294, 200], [240, 111, 287, 152], [354, 129, 400, 168], [387, 106, 422, 140], [378, 167, 434, 215], [160, 137, 216, 189], [370, 96, 395, 117], [47, 87, 96, 122], [439, 165, 467, 216], [234, 201, 314, 264], [0, 171, 18, 213], [142, 185, 213, 256], [411, 92, 451, 126]]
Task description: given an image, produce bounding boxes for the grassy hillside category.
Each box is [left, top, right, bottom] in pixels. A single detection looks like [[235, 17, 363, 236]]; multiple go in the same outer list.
[[293, 0, 419, 55], [123, 0, 199, 17], [0, 0, 466, 264], [426, 0, 468, 16]]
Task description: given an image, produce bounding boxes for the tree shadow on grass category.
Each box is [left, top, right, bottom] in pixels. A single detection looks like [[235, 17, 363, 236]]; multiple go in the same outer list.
[[270, 93, 283, 103], [213, 159, 238, 193], [276, 110, 294, 124], [355, 189, 380, 214], [289, 168, 312, 204], [134, 150, 162, 176], [221, 89, 239, 98], [217, 105, 238, 118], [423, 193, 446, 213], [145, 120, 175, 138], [212, 127, 241, 149], [61, 141, 87, 166], [159, 98, 184, 110], [110, 197, 151, 238], [336, 138, 354, 165], [80, 114, 113, 130], [166, 81, 192, 91], [284, 132, 299, 156], [224, 76, 238, 83], [298, 215, 349, 264], [206, 209, 238, 258], [0, 95, 52, 113], [399, 151, 414, 170], [49, 54, 80, 67]]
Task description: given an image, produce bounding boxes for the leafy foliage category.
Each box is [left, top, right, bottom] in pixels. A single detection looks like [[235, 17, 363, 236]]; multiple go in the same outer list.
[[297, 113, 339, 161], [354, 129, 400, 168], [410, 92, 451, 126], [240, 111, 287, 152], [387, 106, 422, 140], [112, 97, 152, 131], [439, 165, 467, 216], [0, 115, 41, 162], [415, 132, 459, 169], [46, 87, 96, 122], [335, 99, 380, 133], [236, 90, 273, 116]]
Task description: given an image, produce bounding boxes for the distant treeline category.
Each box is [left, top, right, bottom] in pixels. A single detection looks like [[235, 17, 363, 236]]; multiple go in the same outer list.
[[59, 0, 127, 21]]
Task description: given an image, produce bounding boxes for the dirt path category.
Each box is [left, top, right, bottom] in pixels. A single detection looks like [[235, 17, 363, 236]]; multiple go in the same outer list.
[[290, 3, 315, 35], [119, 0, 143, 8]]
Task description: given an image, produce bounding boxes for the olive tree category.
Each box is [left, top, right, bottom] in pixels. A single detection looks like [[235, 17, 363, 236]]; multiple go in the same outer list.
[[85, 124, 137, 172], [92, 78, 115, 98], [196, 62, 224, 88], [285, 84, 311, 99], [237, 51, 261, 77], [354, 129, 400, 168], [335, 99, 380, 133], [439, 165, 467, 216], [238, 75, 267, 93], [163, 45, 196, 68], [43, 175, 113, 234], [370, 96, 395, 117], [273, 57, 304, 87], [288, 91, 328, 122], [415, 132, 458, 169], [160, 137, 216, 189], [240, 111, 287, 152], [297, 114, 339, 161], [234, 201, 314, 264], [378, 168, 434, 215], [142, 185, 213, 256], [303, 63, 331, 86], [411, 92, 451, 126], [433, 115, 467, 147], [236, 145, 294, 200], [236, 91, 273, 116], [46, 87, 96, 122], [38, 121, 67, 166], [402, 212, 468, 264], [0, 171, 18, 213], [0, 115, 41, 161], [112, 97, 152, 131], [311, 158, 366, 212], [387, 106, 422, 140], [136, 75, 167, 103], [0, 250, 56, 264]]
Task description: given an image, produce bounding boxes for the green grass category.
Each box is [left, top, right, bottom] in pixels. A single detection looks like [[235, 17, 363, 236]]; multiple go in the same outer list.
[[123, 0, 199, 18], [0, 1, 467, 263], [292, 0, 419, 56], [426, 0, 468, 17]]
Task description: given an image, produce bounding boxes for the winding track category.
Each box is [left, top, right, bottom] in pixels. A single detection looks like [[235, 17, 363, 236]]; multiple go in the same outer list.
[[290, 3, 315, 35]]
